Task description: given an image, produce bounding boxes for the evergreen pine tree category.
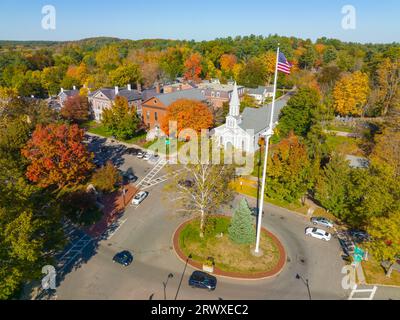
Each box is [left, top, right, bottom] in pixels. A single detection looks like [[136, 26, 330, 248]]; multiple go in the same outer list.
[[229, 198, 256, 245]]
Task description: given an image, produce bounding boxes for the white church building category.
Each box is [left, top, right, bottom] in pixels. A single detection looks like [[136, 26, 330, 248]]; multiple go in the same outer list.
[[213, 83, 290, 153]]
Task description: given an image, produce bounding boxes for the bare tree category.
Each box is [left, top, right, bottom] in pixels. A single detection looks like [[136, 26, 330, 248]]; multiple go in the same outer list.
[[168, 163, 235, 238]]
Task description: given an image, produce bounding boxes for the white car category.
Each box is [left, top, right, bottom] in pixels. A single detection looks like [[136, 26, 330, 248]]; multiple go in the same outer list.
[[132, 191, 148, 205], [143, 153, 152, 161], [305, 227, 332, 241], [137, 151, 145, 159]]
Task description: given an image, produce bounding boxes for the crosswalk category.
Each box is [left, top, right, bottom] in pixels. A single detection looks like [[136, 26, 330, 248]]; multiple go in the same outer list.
[[348, 285, 378, 300], [136, 158, 168, 190]]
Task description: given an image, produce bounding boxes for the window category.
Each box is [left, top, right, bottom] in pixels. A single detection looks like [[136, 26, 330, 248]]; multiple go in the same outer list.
[[211, 91, 215, 97], [216, 91, 220, 98], [155, 112, 158, 121], [146, 111, 150, 121]]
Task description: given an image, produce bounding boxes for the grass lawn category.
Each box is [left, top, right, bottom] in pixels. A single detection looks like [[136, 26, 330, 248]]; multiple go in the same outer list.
[[82, 120, 147, 146], [362, 258, 400, 287], [325, 124, 355, 133], [325, 134, 364, 156], [231, 178, 308, 215], [179, 217, 281, 273]]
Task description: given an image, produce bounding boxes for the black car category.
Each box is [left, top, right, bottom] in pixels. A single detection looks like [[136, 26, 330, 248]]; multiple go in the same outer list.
[[250, 207, 265, 217], [178, 180, 194, 188], [113, 251, 133, 266], [127, 148, 140, 156], [189, 271, 217, 291], [123, 173, 138, 184], [348, 229, 371, 243]]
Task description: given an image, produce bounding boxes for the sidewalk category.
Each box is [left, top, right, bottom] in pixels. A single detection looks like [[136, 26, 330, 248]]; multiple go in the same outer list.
[[85, 184, 138, 238]]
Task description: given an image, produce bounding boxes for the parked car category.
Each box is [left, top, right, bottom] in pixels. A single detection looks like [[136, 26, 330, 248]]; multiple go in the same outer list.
[[123, 173, 138, 184], [137, 151, 145, 159], [143, 153, 152, 161], [127, 148, 140, 156], [310, 217, 334, 229], [338, 238, 355, 257], [305, 227, 332, 241], [348, 229, 371, 243], [113, 251, 133, 266], [189, 271, 217, 291], [132, 191, 148, 205], [250, 207, 265, 217]]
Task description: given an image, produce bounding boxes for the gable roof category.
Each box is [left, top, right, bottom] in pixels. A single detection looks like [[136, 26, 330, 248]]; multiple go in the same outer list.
[[247, 86, 274, 95], [92, 87, 141, 101], [239, 93, 292, 133], [59, 89, 79, 98], [145, 89, 206, 107]]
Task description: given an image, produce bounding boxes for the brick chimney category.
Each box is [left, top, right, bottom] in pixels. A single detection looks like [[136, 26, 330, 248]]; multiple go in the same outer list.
[[73, 85, 77, 90], [127, 84, 132, 91], [156, 82, 161, 94], [115, 86, 119, 95]]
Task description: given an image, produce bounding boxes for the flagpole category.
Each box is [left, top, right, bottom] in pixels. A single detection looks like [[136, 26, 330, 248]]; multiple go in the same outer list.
[[254, 45, 280, 254]]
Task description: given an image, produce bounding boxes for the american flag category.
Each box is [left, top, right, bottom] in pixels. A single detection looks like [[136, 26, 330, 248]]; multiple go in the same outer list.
[[277, 52, 292, 75]]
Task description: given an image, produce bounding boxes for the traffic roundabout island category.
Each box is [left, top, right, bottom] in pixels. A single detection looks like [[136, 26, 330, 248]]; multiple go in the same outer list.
[[173, 215, 286, 280]]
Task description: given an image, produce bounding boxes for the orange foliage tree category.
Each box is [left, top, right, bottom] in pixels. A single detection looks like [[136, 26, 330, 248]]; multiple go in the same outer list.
[[161, 99, 213, 137], [22, 124, 94, 190], [184, 53, 202, 82], [333, 71, 370, 116]]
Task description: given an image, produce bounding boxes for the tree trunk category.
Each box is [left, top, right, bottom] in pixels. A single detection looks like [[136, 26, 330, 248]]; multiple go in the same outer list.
[[199, 210, 205, 238]]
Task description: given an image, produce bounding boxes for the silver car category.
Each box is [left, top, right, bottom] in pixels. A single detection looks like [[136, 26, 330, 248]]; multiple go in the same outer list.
[[310, 217, 334, 229]]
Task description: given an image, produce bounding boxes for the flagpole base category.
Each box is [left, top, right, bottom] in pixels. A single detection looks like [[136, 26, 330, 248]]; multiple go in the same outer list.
[[251, 248, 264, 257]]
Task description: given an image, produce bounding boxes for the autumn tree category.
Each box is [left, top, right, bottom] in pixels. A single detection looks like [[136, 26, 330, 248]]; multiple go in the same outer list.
[[333, 71, 370, 116], [102, 96, 141, 140], [61, 94, 90, 123], [22, 123, 94, 191], [161, 99, 213, 137], [371, 127, 400, 177], [220, 54, 237, 79], [109, 63, 142, 87], [91, 161, 121, 193], [160, 47, 185, 81], [366, 211, 400, 264], [184, 52, 202, 82], [375, 57, 400, 116], [267, 133, 312, 203], [95, 45, 120, 71]]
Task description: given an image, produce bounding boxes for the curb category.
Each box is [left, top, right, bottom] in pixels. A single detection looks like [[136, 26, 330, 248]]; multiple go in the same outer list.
[[172, 216, 287, 281]]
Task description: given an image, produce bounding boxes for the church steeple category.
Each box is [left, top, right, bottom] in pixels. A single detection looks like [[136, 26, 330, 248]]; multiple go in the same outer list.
[[229, 82, 240, 117]]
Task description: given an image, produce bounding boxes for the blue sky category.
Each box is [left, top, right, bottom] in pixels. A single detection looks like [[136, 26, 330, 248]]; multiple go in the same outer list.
[[0, 0, 398, 43]]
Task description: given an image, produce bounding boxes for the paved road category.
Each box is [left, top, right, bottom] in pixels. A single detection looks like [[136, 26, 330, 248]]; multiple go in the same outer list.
[[56, 162, 350, 300]]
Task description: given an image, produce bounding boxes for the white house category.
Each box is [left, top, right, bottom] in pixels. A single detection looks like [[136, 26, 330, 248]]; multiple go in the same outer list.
[[213, 83, 290, 153], [246, 86, 274, 105]]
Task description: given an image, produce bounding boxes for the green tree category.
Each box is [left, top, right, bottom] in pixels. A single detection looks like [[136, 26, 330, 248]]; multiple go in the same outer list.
[[277, 87, 321, 138], [102, 96, 141, 140], [228, 198, 256, 245], [314, 154, 351, 218]]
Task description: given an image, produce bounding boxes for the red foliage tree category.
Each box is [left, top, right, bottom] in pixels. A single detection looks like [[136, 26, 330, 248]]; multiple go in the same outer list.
[[22, 123, 94, 190], [61, 95, 90, 123]]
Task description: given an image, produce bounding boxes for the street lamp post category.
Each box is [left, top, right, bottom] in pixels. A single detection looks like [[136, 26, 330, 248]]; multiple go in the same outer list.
[[175, 254, 192, 300], [296, 274, 312, 300], [163, 273, 174, 300]]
